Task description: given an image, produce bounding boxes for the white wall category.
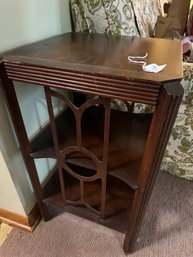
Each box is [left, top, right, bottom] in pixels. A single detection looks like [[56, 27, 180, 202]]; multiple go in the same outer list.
[[0, 0, 71, 53], [0, 151, 26, 215], [0, 0, 72, 215]]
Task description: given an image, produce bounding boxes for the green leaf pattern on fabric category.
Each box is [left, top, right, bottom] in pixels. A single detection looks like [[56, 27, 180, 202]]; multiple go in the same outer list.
[[84, 0, 102, 14], [70, 0, 160, 36], [130, 0, 160, 37], [162, 69, 193, 180]]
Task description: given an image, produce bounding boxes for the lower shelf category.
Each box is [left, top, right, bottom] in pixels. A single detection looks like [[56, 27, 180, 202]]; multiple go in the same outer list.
[[42, 170, 134, 233]]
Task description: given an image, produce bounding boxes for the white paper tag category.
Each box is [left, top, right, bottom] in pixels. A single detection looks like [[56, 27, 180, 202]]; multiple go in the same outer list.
[[143, 63, 167, 73], [128, 53, 167, 73]]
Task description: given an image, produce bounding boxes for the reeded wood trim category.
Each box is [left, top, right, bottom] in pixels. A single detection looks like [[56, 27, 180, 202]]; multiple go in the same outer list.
[[0, 204, 41, 232], [4, 62, 160, 105]]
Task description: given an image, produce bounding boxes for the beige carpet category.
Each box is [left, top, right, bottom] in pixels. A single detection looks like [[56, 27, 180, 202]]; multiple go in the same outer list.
[[0, 171, 193, 257]]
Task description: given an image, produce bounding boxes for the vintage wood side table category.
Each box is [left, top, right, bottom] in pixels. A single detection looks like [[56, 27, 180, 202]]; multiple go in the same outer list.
[[0, 32, 183, 253]]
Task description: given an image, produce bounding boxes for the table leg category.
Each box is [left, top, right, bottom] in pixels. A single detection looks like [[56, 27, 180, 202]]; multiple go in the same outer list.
[[123, 82, 183, 253]]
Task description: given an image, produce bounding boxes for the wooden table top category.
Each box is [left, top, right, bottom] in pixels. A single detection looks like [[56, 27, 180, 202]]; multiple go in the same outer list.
[[3, 32, 183, 84]]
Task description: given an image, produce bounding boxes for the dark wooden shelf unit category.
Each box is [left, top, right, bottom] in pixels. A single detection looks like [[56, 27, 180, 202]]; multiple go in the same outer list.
[[0, 32, 183, 253]]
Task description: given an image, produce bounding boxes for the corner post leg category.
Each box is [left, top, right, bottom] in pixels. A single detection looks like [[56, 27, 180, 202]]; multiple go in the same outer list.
[[123, 82, 184, 253]]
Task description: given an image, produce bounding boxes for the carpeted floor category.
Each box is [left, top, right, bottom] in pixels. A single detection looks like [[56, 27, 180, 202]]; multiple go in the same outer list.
[[0, 171, 193, 257]]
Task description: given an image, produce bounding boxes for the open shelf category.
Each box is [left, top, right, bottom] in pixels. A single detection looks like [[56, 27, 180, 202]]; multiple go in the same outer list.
[[42, 171, 135, 233], [30, 106, 152, 190]]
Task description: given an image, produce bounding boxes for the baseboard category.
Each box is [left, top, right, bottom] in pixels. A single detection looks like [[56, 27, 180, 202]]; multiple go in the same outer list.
[[0, 204, 41, 232]]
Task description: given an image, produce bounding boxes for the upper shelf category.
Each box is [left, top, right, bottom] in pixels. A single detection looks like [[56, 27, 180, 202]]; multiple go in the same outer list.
[[30, 107, 152, 190]]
